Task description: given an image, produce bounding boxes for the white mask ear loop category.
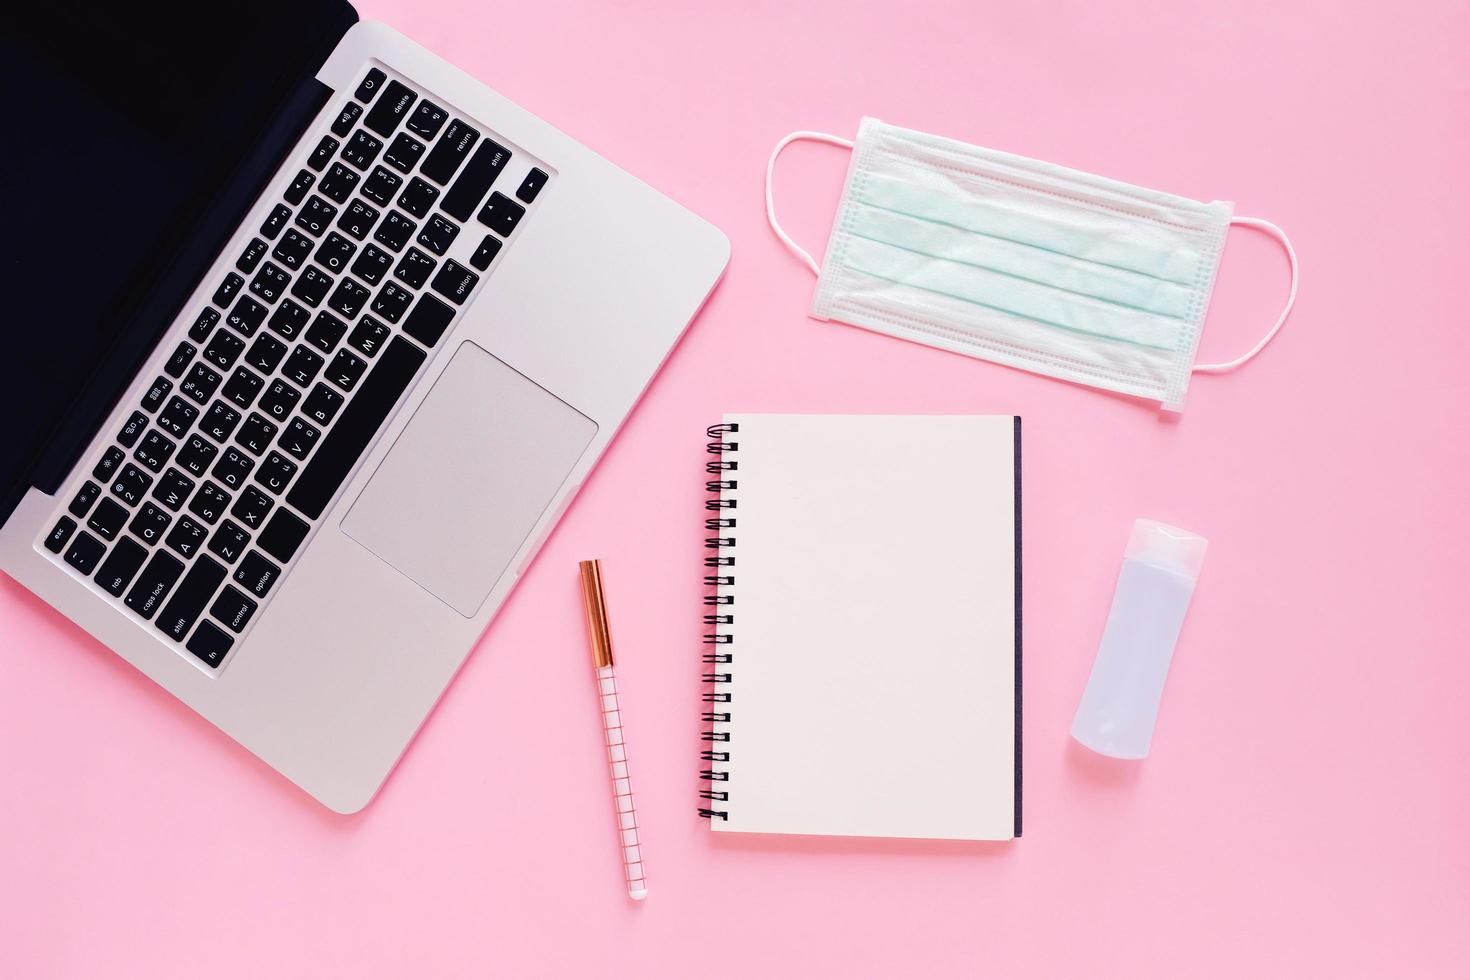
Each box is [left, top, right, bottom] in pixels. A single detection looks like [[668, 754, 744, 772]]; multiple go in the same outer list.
[[765, 131, 855, 277], [1193, 216, 1299, 373]]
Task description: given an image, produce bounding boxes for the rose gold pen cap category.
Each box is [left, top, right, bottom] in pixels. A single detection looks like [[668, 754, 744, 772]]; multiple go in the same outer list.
[[578, 559, 614, 668]]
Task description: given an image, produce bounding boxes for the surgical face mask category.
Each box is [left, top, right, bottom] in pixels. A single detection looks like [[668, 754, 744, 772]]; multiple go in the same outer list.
[[765, 118, 1297, 411]]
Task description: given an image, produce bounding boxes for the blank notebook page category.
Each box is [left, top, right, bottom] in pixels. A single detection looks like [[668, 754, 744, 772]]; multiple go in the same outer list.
[[710, 414, 1019, 841]]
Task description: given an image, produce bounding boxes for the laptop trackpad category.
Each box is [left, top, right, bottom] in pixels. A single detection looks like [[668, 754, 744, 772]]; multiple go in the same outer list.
[[341, 342, 597, 617]]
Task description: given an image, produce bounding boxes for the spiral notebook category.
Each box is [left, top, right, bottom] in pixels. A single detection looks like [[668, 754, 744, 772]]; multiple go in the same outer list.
[[700, 414, 1021, 841]]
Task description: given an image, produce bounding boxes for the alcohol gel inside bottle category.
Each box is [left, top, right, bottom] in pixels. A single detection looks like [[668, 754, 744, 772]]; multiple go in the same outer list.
[[1071, 519, 1207, 759]]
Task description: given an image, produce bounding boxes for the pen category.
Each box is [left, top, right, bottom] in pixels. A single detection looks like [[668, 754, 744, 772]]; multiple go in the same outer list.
[[578, 559, 648, 901]]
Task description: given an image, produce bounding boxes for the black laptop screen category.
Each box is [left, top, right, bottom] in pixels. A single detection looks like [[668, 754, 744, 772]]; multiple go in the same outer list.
[[2, 1, 356, 526]]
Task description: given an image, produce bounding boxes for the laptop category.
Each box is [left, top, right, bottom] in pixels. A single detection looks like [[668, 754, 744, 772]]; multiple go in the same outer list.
[[0, 2, 728, 812]]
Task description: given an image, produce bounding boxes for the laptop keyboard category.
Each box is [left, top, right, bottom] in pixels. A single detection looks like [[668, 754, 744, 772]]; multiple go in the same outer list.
[[39, 64, 552, 672]]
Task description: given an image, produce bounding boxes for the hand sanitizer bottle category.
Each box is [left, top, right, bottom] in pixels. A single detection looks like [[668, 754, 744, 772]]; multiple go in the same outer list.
[[1071, 519, 1207, 759]]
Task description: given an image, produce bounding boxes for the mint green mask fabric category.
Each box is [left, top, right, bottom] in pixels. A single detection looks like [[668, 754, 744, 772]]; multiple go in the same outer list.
[[766, 118, 1298, 411]]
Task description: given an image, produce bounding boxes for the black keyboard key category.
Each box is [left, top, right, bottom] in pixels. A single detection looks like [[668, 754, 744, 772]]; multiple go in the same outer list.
[[331, 101, 362, 137], [213, 272, 245, 307], [260, 203, 292, 240], [188, 481, 231, 525], [201, 401, 242, 443], [212, 446, 255, 490], [469, 234, 502, 272], [246, 333, 288, 374], [327, 350, 368, 392], [364, 79, 417, 137], [370, 281, 413, 323], [231, 486, 274, 530], [46, 515, 79, 553], [118, 410, 150, 447], [257, 379, 301, 422], [63, 530, 106, 575], [174, 435, 218, 478], [256, 452, 298, 495], [165, 515, 208, 558], [223, 367, 264, 409], [318, 162, 360, 204], [188, 307, 221, 343], [397, 177, 439, 218], [301, 382, 346, 426], [155, 556, 227, 643], [133, 429, 176, 472], [69, 480, 102, 518], [294, 195, 337, 236], [141, 377, 172, 413], [291, 265, 334, 307], [431, 259, 479, 305], [179, 364, 222, 404], [443, 138, 511, 221], [341, 130, 383, 170], [278, 417, 322, 460], [226, 297, 268, 337], [305, 311, 348, 353], [355, 67, 387, 103], [210, 586, 259, 634], [111, 464, 153, 506], [283, 169, 315, 205], [125, 550, 185, 620], [236, 413, 278, 456], [351, 244, 393, 285], [402, 294, 456, 348], [203, 328, 246, 371], [86, 497, 129, 540], [94, 537, 148, 597], [234, 550, 281, 598], [337, 199, 380, 240], [93, 447, 126, 482], [186, 621, 234, 669], [394, 247, 436, 289], [268, 299, 311, 341], [406, 100, 448, 139], [236, 237, 268, 273], [327, 277, 371, 319], [374, 210, 416, 252], [282, 345, 325, 387], [416, 214, 459, 255], [348, 317, 391, 358], [287, 337, 427, 519], [163, 343, 195, 380], [258, 509, 310, 562], [128, 502, 171, 546], [207, 521, 252, 565], [248, 261, 291, 303], [361, 166, 402, 206], [420, 119, 480, 185], [307, 134, 339, 171], [314, 232, 357, 274], [151, 467, 196, 511], [476, 192, 525, 237], [45, 516, 77, 553], [516, 167, 548, 204], [272, 228, 314, 269], [383, 132, 425, 173], [158, 399, 198, 443]]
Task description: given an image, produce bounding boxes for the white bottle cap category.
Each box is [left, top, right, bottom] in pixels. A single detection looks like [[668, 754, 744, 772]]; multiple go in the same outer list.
[[1124, 519, 1208, 580]]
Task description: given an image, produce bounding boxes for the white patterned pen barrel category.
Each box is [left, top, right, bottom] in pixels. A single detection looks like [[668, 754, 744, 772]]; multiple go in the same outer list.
[[579, 559, 648, 901]]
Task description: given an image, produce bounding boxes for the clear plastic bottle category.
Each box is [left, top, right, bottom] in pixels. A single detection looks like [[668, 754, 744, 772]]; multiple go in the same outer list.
[[1071, 519, 1207, 759]]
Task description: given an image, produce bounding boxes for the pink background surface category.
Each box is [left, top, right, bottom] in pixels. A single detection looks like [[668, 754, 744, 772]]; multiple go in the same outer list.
[[3, 1, 1468, 976]]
